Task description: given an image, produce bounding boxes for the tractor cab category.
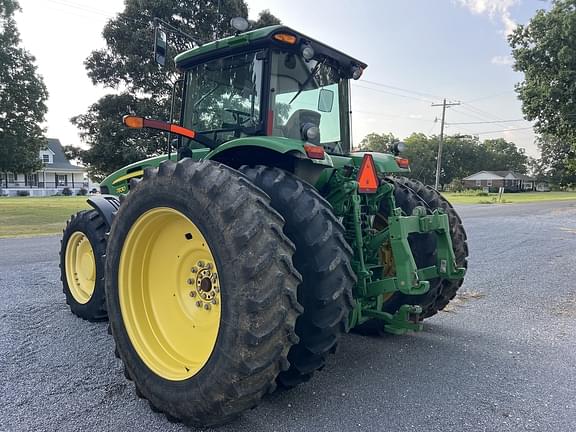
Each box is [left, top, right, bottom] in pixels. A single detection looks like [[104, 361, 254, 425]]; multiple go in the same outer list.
[[173, 25, 366, 154]]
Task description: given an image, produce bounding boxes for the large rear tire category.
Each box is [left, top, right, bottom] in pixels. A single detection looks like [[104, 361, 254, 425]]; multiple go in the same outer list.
[[240, 166, 355, 389], [60, 209, 107, 321], [105, 159, 302, 427]]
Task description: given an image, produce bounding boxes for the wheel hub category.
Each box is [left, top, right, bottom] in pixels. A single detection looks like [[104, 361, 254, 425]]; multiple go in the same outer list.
[[188, 261, 219, 309], [65, 231, 96, 304]]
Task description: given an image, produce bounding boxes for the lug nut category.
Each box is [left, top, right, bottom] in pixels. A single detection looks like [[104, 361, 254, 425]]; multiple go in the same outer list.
[[197, 260, 205, 268], [187, 278, 193, 285], [205, 263, 212, 270], [191, 267, 197, 273], [204, 303, 211, 310], [214, 286, 219, 293], [211, 299, 218, 305], [189, 291, 196, 298], [195, 301, 202, 307]]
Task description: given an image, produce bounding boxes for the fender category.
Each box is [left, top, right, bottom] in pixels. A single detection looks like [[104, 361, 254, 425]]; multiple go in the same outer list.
[[205, 136, 334, 168], [332, 152, 410, 174], [87, 195, 121, 229]]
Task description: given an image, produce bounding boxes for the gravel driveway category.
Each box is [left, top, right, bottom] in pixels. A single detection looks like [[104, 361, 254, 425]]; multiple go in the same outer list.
[[1, 200, 575, 432]]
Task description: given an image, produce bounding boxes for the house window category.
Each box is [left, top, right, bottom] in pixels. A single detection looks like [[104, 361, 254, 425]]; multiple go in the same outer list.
[[26, 174, 38, 187], [487, 180, 492, 187], [7, 173, 15, 183], [56, 174, 67, 187], [42, 154, 50, 163], [475, 180, 481, 186]]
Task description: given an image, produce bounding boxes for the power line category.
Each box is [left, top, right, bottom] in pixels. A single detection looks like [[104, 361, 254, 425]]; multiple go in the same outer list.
[[358, 79, 443, 100], [354, 110, 433, 123], [447, 119, 526, 125], [463, 90, 515, 103], [44, 0, 115, 18], [470, 126, 533, 135], [352, 83, 434, 103]]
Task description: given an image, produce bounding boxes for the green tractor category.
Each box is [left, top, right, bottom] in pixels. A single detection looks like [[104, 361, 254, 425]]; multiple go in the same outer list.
[[60, 19, 467, 427]]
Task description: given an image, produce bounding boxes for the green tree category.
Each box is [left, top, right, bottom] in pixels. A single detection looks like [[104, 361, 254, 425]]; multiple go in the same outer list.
[[402, 133, 438, 185], [70, 0, 281, 180], [480, 138, 529, 173], [0, 0, 48, 179], [359, 132, 530, 189], [509, 0, 576, 149], [358, 132, 398, 153], [536, 134, 576, 187]]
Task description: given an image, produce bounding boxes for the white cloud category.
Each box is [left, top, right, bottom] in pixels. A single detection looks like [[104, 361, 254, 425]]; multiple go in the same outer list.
[[491, 55, 514, 65], [456, 0, 519, 36]]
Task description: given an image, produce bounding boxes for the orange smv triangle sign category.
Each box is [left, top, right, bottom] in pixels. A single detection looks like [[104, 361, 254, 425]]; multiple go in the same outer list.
[[357, 154, 379, 193]]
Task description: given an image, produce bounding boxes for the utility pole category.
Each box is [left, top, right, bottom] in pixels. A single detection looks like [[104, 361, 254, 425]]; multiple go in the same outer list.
[[432, 99, 460, 190]]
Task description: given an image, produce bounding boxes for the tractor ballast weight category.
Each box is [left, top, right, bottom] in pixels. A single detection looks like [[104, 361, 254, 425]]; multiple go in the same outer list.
[[61, 21, 468, 427]]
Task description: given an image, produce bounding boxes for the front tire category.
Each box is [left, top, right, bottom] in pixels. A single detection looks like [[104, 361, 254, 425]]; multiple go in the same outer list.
[[60, 210, 107, 321], [105, 159, 302, 427]]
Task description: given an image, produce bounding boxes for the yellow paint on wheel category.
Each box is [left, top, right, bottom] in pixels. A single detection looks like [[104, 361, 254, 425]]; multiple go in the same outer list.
[[119, 207, 221, 381], [65, 231, 96, 304]]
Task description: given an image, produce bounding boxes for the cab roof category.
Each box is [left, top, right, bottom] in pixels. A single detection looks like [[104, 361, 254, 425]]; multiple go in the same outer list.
[[174, 25, 367, 75]]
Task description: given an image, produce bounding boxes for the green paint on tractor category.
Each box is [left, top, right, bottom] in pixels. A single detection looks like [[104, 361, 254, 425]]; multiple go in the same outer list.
[[63, 18, 468, 427]]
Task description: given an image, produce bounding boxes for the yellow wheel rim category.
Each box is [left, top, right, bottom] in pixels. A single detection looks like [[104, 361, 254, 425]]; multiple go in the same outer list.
[[119, 207, 221, 381], [65, 231, 97, 304]]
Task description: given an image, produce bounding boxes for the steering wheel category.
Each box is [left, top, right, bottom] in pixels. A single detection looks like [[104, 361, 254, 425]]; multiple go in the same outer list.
[[225, 108, 252, 125]]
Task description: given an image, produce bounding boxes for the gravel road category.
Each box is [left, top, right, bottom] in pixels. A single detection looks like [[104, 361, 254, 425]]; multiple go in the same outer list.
[[1, 200, 575, 432]]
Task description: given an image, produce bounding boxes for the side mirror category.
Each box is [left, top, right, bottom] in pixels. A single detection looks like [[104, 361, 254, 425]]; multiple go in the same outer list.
[[318, 88, 334, 113], [154, 27, 167, 66]]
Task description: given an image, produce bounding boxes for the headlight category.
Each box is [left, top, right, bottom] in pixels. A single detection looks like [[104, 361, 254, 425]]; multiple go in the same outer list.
[[302, 44, 315, 61]]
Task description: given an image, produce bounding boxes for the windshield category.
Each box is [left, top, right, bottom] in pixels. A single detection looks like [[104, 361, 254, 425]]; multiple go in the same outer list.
[[269, 50, 342, 150], [182, 50, 264, 146]]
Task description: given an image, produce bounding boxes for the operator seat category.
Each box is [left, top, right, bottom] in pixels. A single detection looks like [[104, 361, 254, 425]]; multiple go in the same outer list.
[[282, 109, 321, 144]]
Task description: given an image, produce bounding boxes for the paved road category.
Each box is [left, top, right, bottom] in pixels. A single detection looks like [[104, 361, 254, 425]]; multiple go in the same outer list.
[[1, 200, 575, 432]]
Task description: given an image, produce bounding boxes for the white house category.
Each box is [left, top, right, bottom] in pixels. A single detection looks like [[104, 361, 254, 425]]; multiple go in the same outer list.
[[1, 138, 88, 196]]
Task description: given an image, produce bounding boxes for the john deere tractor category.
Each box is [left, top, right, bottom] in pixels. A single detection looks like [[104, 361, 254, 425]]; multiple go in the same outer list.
[[60, 20, 467, 427]]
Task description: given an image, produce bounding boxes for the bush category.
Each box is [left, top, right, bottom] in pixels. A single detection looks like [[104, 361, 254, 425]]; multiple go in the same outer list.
[[476, 191, 489, 196], [448, 178, 465, 192], [77, 188, 88, 196], [62, 187, 73, 196], [16, 190, 30, 196]]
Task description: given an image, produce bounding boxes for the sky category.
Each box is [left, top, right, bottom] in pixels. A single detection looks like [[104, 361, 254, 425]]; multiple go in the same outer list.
[[15, 0, 551, 157]]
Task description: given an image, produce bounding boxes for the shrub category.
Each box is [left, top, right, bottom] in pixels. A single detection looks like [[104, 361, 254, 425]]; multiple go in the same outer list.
[[448, 178, 465, 192], [77, 188, 88, 196], [16, 190, 30, 196], [62, 187, 73, 196]]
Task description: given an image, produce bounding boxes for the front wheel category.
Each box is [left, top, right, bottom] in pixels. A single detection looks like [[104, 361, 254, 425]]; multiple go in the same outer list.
[[105, 159, 302, 427], [60, 210, 107, 321]]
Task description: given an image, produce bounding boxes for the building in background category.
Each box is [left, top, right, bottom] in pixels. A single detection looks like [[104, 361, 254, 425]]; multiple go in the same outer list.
[[463, 170, 548, 192], [1, 138, 87, 196]]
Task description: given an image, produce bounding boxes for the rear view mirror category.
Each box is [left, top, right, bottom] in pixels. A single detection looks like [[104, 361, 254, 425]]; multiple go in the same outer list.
[[154, 27, 167, 66], [318, 88, 334, 112]]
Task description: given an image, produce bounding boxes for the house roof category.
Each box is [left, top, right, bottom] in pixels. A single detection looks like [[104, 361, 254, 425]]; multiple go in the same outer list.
[[44, 139, 85, 172], [463, 170, 535, 181]]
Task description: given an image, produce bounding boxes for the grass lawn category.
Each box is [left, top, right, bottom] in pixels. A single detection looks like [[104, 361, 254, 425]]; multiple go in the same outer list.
[[0, 196, 90, 238], [443, 191, 576, 205], [0, 191, 575, 238]]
